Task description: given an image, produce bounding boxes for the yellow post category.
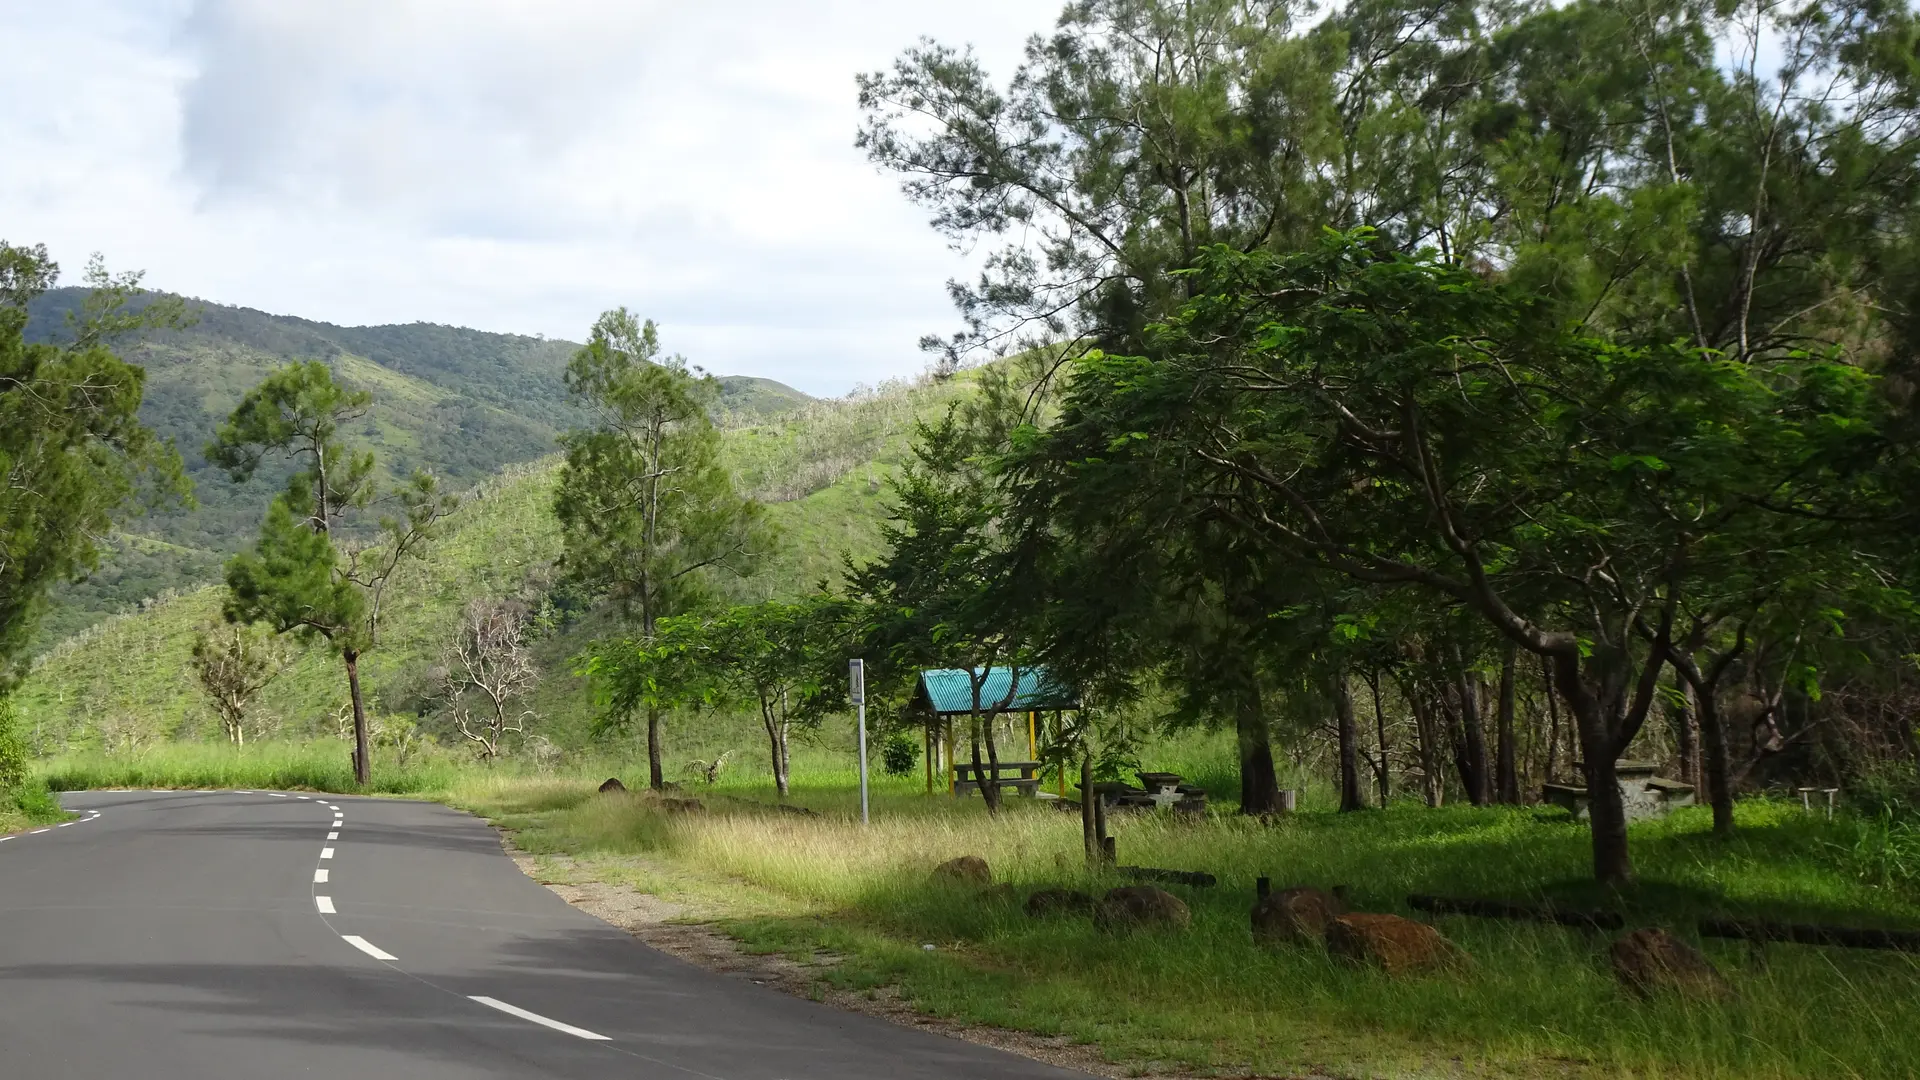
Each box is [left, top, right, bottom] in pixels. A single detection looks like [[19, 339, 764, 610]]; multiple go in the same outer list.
[[1028, 710, 1037, 761]]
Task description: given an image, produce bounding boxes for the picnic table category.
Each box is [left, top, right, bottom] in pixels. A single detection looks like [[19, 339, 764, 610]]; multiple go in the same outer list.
[[952, 760, 1042, 798]]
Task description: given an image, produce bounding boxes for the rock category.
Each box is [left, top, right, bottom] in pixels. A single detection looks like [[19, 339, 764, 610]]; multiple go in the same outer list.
[[931, 855, 992, 885], [1326, 913, 1468, 974], [1251, 886, 1345, 947], [1611, 928, 1732, 1000], [597, 777, 627, 794], [1095, 885, 1191, 932], [1024, 888, 1097, 918]]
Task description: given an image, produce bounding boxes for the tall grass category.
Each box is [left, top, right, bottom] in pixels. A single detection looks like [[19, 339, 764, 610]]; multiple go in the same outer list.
[[510, 787, 1920, 1079]]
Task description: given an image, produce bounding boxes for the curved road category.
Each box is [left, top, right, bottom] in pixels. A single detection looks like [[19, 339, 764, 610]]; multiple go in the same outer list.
[[0, 790, 1088, 1079]]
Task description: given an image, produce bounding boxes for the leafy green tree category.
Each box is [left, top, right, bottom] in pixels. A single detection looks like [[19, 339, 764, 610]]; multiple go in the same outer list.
[[0, 242, 189, 683], [1019, 232, 1905, 883], [211, 361, 455, 785], [556, 309, 765, 790]]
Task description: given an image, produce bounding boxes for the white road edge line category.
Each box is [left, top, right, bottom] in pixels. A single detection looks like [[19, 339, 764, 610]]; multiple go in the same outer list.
[[320, 847, 334, 859], [30, 829, 49, 834], [57, 822, 73, 827], [316, 896, 336, 914], [269, 793, 287, 798], [327, 831, 339, 840], [297, 796, 310, 800], [469, 996, 611, 1041], [314, 868, 329, 883], [342, 935, 396, 961]]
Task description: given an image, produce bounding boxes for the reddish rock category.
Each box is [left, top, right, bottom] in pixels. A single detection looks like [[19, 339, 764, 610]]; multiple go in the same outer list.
[[1095, 885, 1191, 932], [931, 855, 992, 885], [1611, 928, 1732, 1000], [1326, 913, 1467, 974], [1251, 886, 1345, 947], [597, 777, 627, 794]]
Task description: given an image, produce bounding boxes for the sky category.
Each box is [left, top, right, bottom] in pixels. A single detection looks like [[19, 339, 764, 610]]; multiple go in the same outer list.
[[0, 1, 1055, 395]]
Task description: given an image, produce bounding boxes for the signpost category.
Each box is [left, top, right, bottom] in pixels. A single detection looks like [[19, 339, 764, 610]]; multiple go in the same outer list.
[[850, 658, 869, 825]]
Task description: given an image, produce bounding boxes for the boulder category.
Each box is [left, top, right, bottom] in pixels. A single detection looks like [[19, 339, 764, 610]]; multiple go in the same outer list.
[[1326, 913, 1467, 975], [1251, 886, 1345, 947], [1611, 928, 1732, 1001], [932, 855, 993, 885], [597, 777, 627, 794], [1095, 885, 1191, 932], [1024, 888, 1097, 918]]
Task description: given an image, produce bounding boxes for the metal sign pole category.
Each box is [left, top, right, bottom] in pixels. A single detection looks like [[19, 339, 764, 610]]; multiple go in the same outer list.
[[850, 658, 869, 825]]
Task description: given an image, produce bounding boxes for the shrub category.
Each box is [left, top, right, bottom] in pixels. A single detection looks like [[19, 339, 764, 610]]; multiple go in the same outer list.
[[881, 731, 918, 776], [0, 699, 28, 792]]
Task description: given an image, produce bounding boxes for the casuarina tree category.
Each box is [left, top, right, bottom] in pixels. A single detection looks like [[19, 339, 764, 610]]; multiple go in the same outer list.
[[211, 361, 455, 785]]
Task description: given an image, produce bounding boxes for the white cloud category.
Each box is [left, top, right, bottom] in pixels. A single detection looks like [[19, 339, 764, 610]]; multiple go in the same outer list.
[[0, 0, 1054, 394]]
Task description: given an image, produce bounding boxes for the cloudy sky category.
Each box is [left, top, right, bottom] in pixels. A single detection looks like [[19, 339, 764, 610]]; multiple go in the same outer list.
[[0, 1, 1054, 395]]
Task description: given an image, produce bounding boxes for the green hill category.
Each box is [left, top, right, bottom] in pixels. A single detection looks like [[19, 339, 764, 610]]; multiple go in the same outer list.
[[23, 290, 812, 648], [13, 373, 963, 756]]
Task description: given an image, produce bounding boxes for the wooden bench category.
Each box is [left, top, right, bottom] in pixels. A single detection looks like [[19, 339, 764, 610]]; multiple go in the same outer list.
[[953, 761, 1042, 798]]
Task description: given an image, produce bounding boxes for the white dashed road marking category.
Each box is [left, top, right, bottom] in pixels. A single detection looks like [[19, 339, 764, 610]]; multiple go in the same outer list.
[[30, 829, 48, 835], [316, 896, 336, 914], [469, 996, 611, 1041], [320, 847, 334, 859], [269, 793, 287, 798], [327, 831, 339, 840], [314, 868, 329, 883], [342, 935, 396, 961]]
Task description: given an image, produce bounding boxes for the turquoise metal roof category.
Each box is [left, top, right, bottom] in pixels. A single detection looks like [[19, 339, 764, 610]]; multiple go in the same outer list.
[[914, 666, 1078, 715]]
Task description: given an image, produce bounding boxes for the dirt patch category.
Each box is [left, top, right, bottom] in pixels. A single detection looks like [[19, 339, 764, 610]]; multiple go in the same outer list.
[[497, 834, 1255, 1080]]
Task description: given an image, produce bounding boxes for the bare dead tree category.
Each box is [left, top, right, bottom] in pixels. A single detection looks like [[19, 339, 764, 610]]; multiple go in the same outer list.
[[443, 599, 540, 761], [191, 622, 291, 747]]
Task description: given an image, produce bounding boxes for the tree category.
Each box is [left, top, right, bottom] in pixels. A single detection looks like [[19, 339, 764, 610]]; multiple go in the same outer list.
[[697, 598, 844, 799], [0, 242, 188, 682], [212, 361, 455, 786], [1018, 232, 1904, 883], [858, 0, 1337, 367], [191, 622, 291, 746], [853, 406, 1033, 814], [443, 598, 540, 762], [556, 309, 764, 790]]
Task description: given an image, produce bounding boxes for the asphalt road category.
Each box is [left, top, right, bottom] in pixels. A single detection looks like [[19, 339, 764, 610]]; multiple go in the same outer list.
[[0, 790, 1089, 1079]]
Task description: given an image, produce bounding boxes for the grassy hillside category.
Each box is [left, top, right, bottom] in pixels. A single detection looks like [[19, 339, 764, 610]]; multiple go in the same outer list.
[[14, 373, 963, 758], [24, 289, 813, 649]]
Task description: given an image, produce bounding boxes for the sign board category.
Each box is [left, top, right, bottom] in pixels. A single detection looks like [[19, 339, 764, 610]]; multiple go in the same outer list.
[[848, 658, 865, 706]]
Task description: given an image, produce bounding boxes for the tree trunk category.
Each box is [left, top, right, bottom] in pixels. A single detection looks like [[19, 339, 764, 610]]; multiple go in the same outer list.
[[345, 649, 370, 787], [1368, 669, 1391, 805], [763, 700, 789, 799], [1671, 694, 1698, 792], [1541, 655, 1562, 785], [1455, 666, 1490, 806], [1081, 752, 1098, 865], [1235, 687, 1282, 815], [1495, 646, 1519, 804], [968, 713, 1000, 814], [1334, 674, 1363, 812], [1552, 653, 1633, 885], [1693, 683, 1736, 837], [1410, 691, 1445, 807], [647, 704, 664, 792], [983, 711, 1005, 813]]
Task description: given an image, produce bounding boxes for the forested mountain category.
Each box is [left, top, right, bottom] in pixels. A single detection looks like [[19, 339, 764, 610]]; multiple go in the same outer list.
[[21, 290, 811, 648], [12, 373, 958, 754]]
